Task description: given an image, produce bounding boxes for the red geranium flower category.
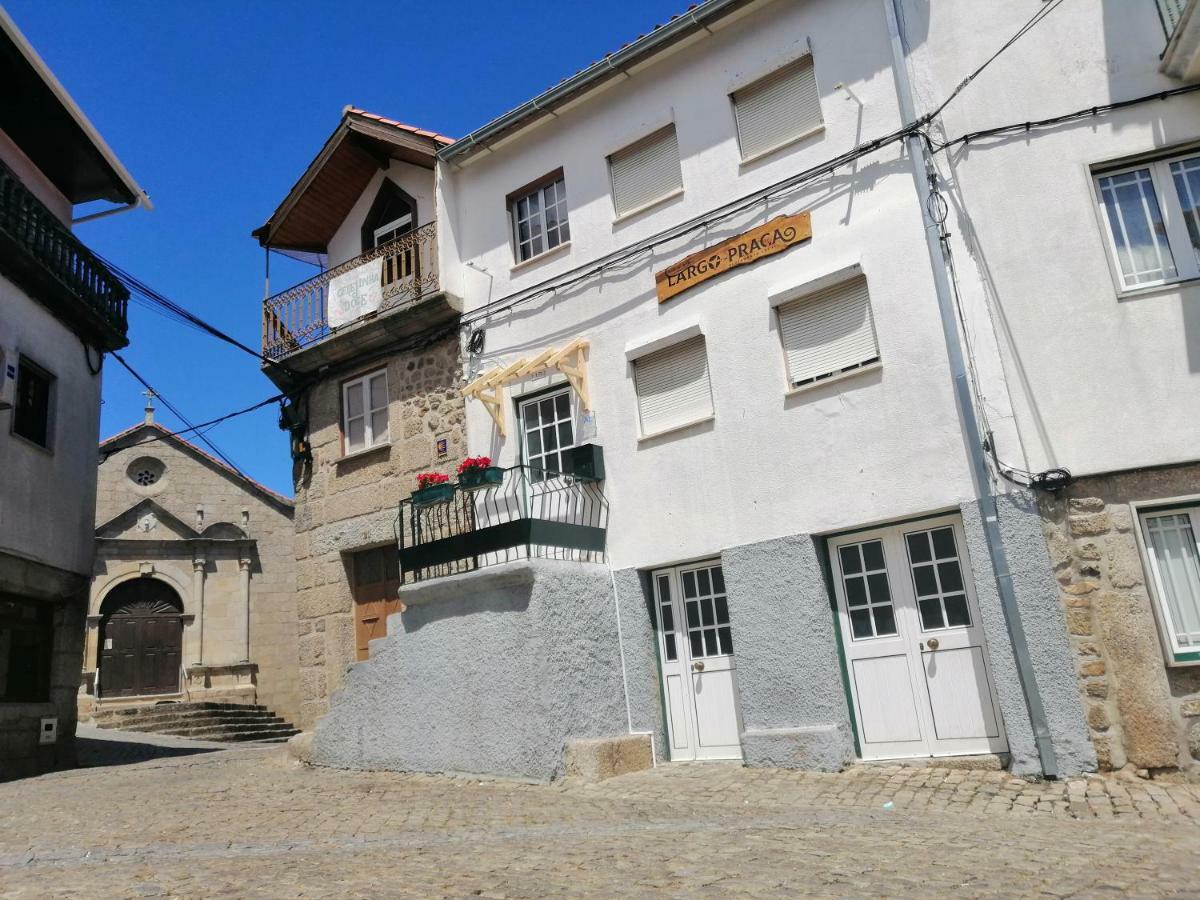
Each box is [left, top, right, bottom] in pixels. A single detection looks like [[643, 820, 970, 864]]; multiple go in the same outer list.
[[416, 472, 450, 489], [456, 456, 492, 474]]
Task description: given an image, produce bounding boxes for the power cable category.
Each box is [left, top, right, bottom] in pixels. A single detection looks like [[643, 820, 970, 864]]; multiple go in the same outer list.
[[110, 352, 247, 475], [100, 392, 286, 461]]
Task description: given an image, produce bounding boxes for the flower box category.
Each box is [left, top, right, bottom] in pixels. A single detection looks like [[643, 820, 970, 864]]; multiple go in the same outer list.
[[411, 483, 456, 506], [459, 466, 504, 489]]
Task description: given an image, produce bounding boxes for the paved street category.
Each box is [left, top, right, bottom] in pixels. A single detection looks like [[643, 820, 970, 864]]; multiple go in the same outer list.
[[1, 735, 1199, 898]]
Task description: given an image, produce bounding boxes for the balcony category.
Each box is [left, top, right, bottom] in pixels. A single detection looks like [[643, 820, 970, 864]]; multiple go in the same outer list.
[[261, 222, 443, 364], [396, 465, 609, 584], [0, 160, 129, 350], [1159, 0, 1200, 78]]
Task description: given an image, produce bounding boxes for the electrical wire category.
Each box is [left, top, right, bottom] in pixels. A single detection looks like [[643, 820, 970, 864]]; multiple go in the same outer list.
[[109, 352, 247, 475], [99, 392, 286, 461]]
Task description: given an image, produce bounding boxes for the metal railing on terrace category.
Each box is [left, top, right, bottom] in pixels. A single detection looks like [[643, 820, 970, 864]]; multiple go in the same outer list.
[[395, 465, 609, 584], [0, 160, 129, 339], [261, 222, 439, 359]]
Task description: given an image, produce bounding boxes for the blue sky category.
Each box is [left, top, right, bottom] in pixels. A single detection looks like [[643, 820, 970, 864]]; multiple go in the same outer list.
[[7, 0, 685, 496]]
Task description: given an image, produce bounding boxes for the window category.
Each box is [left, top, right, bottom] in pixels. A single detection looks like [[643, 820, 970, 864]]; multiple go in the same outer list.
[[12, 358, 53, 449], [519, 388, 575, 482], [904, 526, 970, 631], [837, 540, 898, 640], [342, 369, 389, 454], [1094, 150, 1200, 290], [509, 172, 570, 263], [0, 595, 52, 702], [609, 124, 683, 218], [731, 56, 823, 161], [1140, 505, 1200, 662], [776, 275, 879, 388], [632, 334, 714, 437]]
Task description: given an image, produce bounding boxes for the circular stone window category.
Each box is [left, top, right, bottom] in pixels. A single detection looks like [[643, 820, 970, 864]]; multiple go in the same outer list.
[[126, 456, 166, 490]]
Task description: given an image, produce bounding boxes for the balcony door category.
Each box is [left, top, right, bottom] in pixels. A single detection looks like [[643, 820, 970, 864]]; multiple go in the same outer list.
[[361, 179, 417, 289]]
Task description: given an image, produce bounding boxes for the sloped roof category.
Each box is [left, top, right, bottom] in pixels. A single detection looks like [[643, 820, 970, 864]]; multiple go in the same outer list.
[[100, 421, 294, 512]]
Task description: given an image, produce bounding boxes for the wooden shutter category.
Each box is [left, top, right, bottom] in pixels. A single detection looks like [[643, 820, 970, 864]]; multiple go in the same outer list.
[[732, 56, 822, 160], [633, 335, 713, 435], [778, 276, 879, 386], [610, 125, 683, 217]]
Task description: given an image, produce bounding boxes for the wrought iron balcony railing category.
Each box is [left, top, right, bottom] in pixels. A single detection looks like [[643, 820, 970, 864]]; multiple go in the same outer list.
[[396, 465, 608, 583], [262, 221, 439, 359], [0, 160, 129, 346]]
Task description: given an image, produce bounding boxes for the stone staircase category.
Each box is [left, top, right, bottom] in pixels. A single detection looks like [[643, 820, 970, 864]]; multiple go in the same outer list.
[[92, 702, 300, 743]]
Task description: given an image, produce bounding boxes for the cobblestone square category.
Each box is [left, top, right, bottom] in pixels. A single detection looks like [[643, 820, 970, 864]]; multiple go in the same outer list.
[[1, 731, 1198, 897]]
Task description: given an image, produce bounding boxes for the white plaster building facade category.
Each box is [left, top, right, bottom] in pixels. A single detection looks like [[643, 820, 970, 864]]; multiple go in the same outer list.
[[0, 10, 147, 780]]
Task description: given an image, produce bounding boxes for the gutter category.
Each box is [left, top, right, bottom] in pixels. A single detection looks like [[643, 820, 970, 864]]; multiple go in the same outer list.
[[883, 0, 1060, 778], [438, 0, 756, 164]]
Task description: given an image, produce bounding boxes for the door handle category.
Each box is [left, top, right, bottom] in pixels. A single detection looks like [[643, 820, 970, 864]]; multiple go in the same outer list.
[[692, 661, 705, 672], [926, 638, 940, 651]]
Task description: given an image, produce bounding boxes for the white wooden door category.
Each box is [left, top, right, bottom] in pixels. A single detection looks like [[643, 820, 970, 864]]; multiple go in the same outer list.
[[830, 515, 1007, 760], [653, 562, 744, 761]]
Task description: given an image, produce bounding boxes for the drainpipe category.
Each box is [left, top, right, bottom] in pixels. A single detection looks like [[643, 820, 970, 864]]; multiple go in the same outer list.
[[883, 0, 1058, 778]]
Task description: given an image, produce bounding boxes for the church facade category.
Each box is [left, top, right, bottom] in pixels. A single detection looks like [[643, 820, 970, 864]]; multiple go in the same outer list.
[[79, 404, 300, 726]]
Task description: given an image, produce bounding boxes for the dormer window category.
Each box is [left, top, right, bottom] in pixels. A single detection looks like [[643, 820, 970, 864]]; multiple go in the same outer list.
[[361, 179, 418, 286]]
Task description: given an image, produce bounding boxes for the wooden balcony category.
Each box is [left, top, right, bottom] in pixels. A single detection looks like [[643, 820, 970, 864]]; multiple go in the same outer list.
[[261, 222, 440, 361], [0, 159, 129, 350]]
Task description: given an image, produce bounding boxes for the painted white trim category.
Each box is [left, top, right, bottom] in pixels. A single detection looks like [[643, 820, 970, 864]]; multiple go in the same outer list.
[[768, 262, 864, 308], [1130, 495, 1200, 667], [624, 322, 703, 360], [636, 414, 715, 443], [738, 123, 826, 168], [509, 239, 572, 274], [784, 359, 881, 397], [611, 187, 685, 227]]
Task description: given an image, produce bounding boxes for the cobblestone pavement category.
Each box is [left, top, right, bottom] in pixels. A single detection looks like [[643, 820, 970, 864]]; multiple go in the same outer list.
[[1, 738, 1198, 898]]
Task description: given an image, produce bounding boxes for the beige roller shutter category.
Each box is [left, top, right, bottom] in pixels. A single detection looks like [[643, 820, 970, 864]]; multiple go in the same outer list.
[[633, 335, 713, 435], [610, 125, 683, 217], [778, 276, 879, 386], [732, 56, 822, 160]]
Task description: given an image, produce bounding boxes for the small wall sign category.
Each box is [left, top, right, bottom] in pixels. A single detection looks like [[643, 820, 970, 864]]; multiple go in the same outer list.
[[436, 437, 449, 458], [655, 212, 812, 303]]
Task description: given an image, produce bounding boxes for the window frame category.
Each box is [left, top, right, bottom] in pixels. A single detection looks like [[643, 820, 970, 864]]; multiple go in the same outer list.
[[507, 169, 571, 265], [1092, 148, 1200, 294], [340, 368, 390, 457], [1133, 497, 1200, 666], [516, 384, 576, 482], [10, 355, 55, 452]]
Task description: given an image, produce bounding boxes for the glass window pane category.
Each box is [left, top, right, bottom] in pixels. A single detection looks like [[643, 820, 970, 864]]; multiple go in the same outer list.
[[524, 400, 541, 427], [845, 576, 868, 607], [558, 422, 573, 448], [919, 598, 945, 630], [656, 575, 671, 604], [839, 545, 862, 575], [664, 633, 677, 661], [368, 374, 387, 411], [541, 398, 556, 420], [1100, 170, 1177, 285], [704, 629, 718, 656], [685, 599, 700, 628], [345, 382, 364, 418], [906, 532, 931, 564], [912, 564, 938, 598], [945, 595, 971, 627], [700, 597, 715, 627], [542, 426, 558, 453], [689, 631, 703, 658], [559, 220, 571, 242], [850, 608, 873, 639], [867, 572, 891, 604], [862, 540, 885, 571], [714, 594, 729, 625], [346, 417, 365, 451], [697, 569, 712, 596], [370, 409, 388, 444], [682, 571, 697, 599], [660, 603, 674, 632], [1170, 157, 1200, 266], [517, 197, 528, 219], [1146, 513, 1200, 645], [555, 392, 569, 419], [712, 567, 725, 594], [931, 527, 957, 560], [718, 627, 733, 655], [938, 560, 964, 594], [526, 429, 542, 455], [873, 604, 897, 636]]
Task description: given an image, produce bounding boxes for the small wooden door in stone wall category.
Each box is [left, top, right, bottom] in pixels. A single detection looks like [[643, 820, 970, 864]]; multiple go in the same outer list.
[[98, 579, 183, 698], [352, 545, 402, 662]]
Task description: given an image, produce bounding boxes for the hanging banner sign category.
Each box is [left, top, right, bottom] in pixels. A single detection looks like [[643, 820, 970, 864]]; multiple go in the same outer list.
[[327, 257, 384, 328], [655, 212, 812, 303]]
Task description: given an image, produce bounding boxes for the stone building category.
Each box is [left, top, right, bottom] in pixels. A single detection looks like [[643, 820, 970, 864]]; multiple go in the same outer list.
[[0, 9, 147, 779], [80, 402, 300, 727], [254, 108, 465, 729]]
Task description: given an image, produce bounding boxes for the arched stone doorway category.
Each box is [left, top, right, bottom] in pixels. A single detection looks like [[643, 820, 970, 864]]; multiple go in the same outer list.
[[98, 579, 184, 698]]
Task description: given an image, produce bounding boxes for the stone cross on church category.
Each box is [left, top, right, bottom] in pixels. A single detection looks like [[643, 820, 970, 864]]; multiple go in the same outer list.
[[142, 388, 156, 425]]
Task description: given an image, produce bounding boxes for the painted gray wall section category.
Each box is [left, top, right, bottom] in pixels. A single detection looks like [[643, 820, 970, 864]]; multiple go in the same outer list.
[[310, 560, 629, 782], [960, 493, 1097, 776], [611, 566, 669, 762], [721, 535, 856, 771]]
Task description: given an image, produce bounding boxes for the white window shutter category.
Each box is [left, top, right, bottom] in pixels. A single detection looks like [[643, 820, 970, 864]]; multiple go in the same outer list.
[[610, 125, 683, 217], [634, 335, 713, 435], [778, 276, 879, 386], [732, 56, 822, 160]]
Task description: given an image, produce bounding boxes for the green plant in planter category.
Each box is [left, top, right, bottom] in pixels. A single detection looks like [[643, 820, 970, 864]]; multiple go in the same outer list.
[[457, 456, 503, 489], [412, 472, 454, 505]]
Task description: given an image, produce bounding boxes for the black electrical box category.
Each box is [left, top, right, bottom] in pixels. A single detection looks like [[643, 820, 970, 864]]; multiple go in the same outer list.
[[569, 443, 605, 481]]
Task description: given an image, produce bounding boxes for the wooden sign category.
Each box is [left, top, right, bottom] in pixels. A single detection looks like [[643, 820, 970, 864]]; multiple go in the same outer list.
[[655, 212, 812, 303]]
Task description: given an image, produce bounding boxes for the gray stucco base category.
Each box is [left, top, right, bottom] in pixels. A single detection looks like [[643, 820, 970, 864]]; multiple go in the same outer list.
[[960, 492, 1097, 777], [722, 535, 856, 771], [310, 560, 629, 782]]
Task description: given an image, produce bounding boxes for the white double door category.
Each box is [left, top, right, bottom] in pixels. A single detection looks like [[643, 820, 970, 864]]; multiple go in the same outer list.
[[829, 515, 1008, 760], [652, 562, 744, 761]]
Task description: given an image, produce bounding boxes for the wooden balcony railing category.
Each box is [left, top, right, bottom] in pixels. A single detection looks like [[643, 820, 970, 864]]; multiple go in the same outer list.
[[0, 159, 129, 344], [262, 222, 439, 359]]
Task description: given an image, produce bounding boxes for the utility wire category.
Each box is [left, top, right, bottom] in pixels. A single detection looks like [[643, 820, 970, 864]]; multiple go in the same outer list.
[[110, 351, 246, 475], [100, 392, 286, 461]]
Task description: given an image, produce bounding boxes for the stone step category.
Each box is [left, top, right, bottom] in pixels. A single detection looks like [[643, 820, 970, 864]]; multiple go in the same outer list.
[[115, 715, 289, 735], [94, 707, 277, 729], [157, 723, 300, 743], [97, 701, 268, 717]]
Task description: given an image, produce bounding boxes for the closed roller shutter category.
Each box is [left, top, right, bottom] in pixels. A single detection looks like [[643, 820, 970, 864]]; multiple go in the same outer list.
[[610, 125, 683, 217], [732, 56, 822, 160], [778, 276, 879, 386], [634, 335, 713, 435]]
